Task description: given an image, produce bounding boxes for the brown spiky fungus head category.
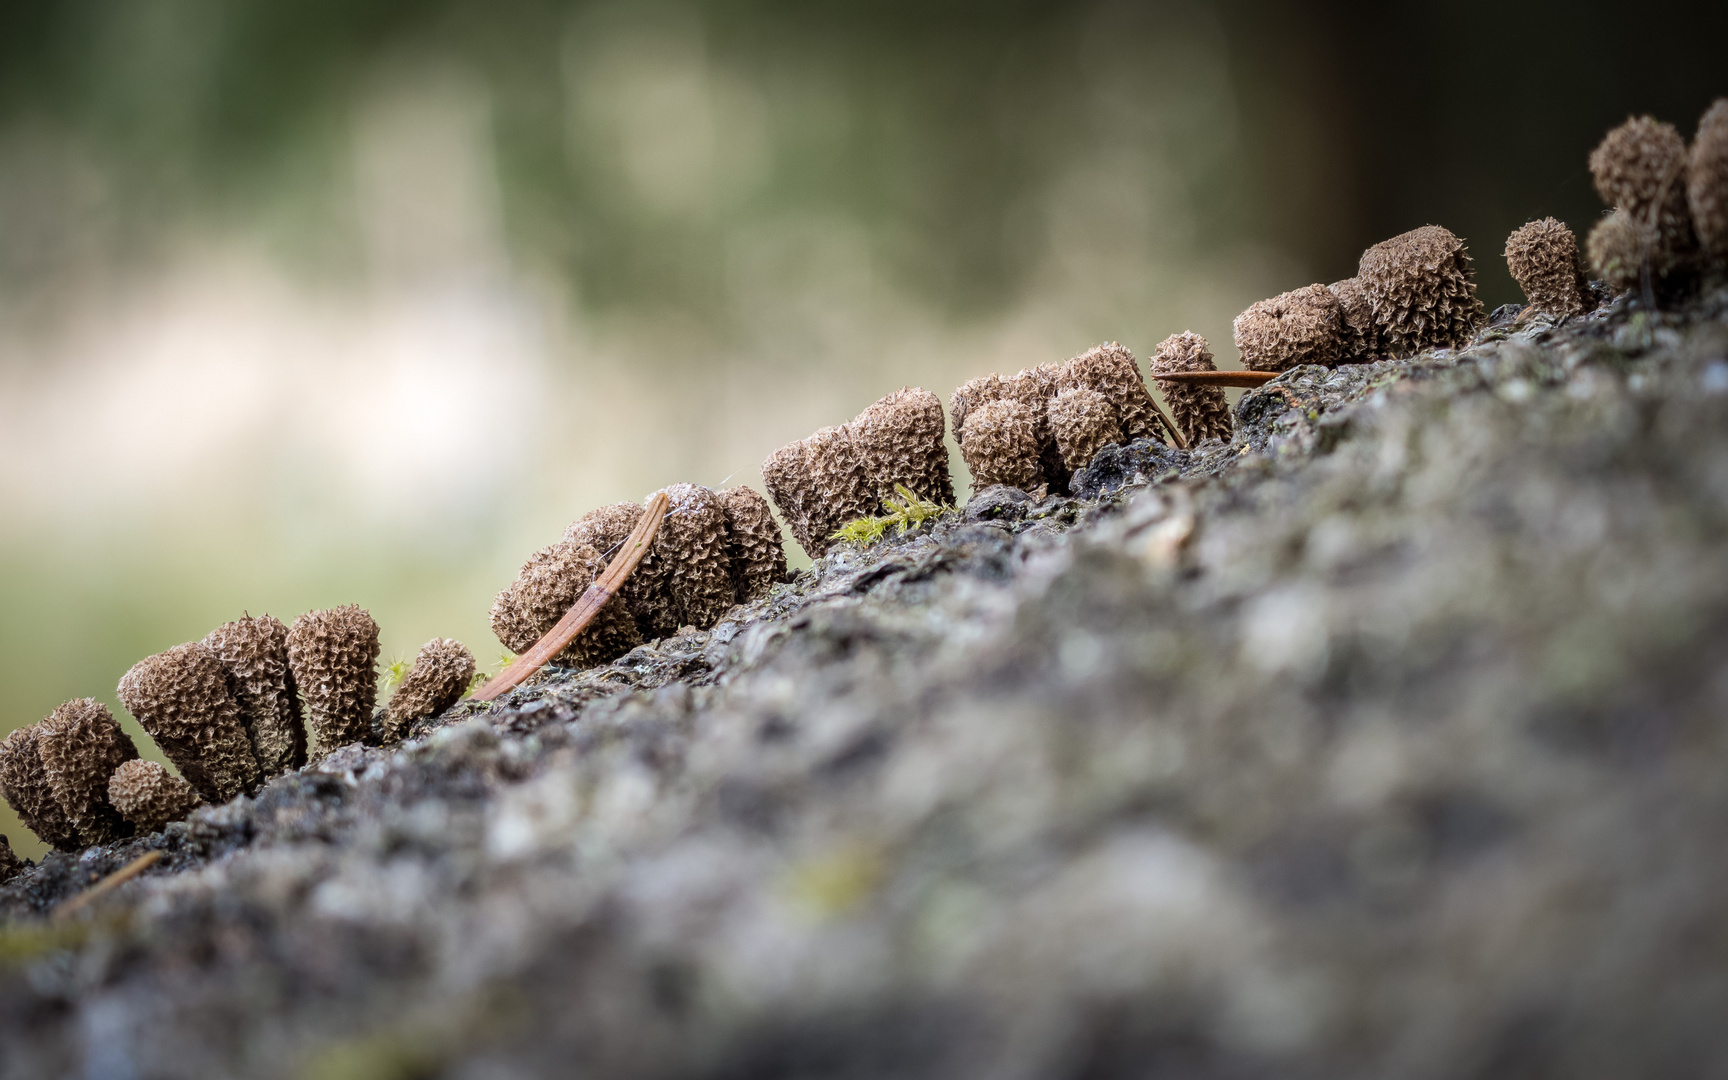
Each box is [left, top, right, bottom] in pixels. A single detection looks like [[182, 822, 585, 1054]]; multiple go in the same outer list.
[[37, 698, 139, 846], [203, 614, 305, 777], [107, 759, 201, 834], [285, 606, 381, 755], [564, 501, 666, 643], [1234, 284, 1344, 371], [1327, 278, 1379, 362], [0, 724, 81, 851], [381, 638, 475, 744], [492, 540, 641, 666], [959, 397, 1044, 494], [1690, 99, 1728, 267], [0, 833, 22, 883], [717, 485, 789, 605], [1047, 387, 1124, 473], [852, 387, 955, 508], [647, 483, 737, 636], [1057, 343, 1163, 445], [1587, 209, 1657, 296], [119, 643, 262, 803], [1504, 218, 1591, 318], [1149, 332, 1234, 447], [1356, 225, 1485, 356], [1590, 116, 1697, 283]]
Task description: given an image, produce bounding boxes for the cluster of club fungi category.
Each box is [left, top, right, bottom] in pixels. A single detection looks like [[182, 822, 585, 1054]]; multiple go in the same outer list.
[[4, 103, 1727, 883]]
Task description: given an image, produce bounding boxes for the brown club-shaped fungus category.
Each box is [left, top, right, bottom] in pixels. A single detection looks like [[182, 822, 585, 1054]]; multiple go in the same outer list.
[[492, 540, 641, 666], [0, 833, 22, 883], [118, 643, 262, 803], [1234, 284, 1345, 371], [1504, 218, 1592, 318], [718, 485, 789, 604], [1356, 225, 1485, 356], [1327, 278, 1379, 362], [0, 724, 81, 851], [564, 501, 663, 644], [203, 614, 305, 776], [643, 483, 736, 636], [1590, 115, 1698, 286], [37, 699, 138, 846], [285, 606, 381, 755], [1149, 332, 1234, 446], [1057, 343, 1163, 444], [1587, 209, 1656, 297], [1047, 388, 1124, 474], [1689, 99, 1728, 268], [107, 759, 201, 834], [959, 398, 1044, 493], [381, 638, 476, 744]]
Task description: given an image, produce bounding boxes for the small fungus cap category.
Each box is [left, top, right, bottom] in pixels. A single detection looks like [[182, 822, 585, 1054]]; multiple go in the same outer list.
[[959, 397, 1044, 494], [1689, 99, 1728, 262], [118, 642, 262, 803], [1356, 225, 1485, 355], [1047, 387, 1125, 474], [1149, 331, 1234, 447], [382, 638, 476, 743], [717, 486, 789, 605], [0, 724, 81, 851], [1587, 209, 1657, 295], [286, 606, 382, 755], [37, 698, 139, 847], [1233, 284, 1344, 371], [203, 614, 304, 777], [107, 759, 201, 834], [492, 540, 640, 667], [1504, 218, 1589, 318]]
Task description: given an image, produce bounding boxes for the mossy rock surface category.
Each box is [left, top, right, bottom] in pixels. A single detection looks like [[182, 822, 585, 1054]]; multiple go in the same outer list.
[[4, 289, 1728, 1079]]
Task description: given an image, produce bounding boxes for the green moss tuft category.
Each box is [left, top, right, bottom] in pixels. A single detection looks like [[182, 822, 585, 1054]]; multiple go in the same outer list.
[[830, 484, 954, 547]]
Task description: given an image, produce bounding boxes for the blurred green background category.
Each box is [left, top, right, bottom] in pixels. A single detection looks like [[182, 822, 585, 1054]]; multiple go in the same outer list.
[[2, 0, 1724, 856]]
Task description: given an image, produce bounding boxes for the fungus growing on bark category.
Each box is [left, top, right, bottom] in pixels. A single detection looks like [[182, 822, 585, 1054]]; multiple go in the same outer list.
[[106, 760, 200, 834], [647, 483, 737, 635], [718, 485, 788, 604], [1505, 218, 1592, 318], [37, 699, 138, 847], [1690, 99, 1728, 267], [118, 643, 261, 803], [1590, 115, 1697, 283], [1327, 278, 1378, 362], [285, 606, 381, 755], [1056, 343, 1163, 444], [1356, 225, 1485, 356], [1587, 209, 1657, 296], [959, 398, 1044, 493], [381, 638, 475, 744], [852, 387, 955, 508], [1148, 332, 1234, 447], [0, 725, 81, 851], [0, 834, 22, 882], [203, 615, 304, 776], [1234, 284, 1345, 370], [492, 540, 642, 666], [563, 501, 668, 640], [1047, 388, 1124, 474]]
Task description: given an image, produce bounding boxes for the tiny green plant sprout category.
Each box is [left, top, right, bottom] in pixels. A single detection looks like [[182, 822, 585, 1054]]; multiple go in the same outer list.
[[830, 484, 955, 547]]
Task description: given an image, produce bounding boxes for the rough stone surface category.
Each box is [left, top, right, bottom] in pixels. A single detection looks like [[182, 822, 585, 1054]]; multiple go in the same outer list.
[[4, 288, 1728, 1080], [381, 639, 476, 745], [1235, 283, 1345, 370], [492, 541, 641, 667], [36, 699, 137, 847], [0, 725, 80, 852], [1148, 331, 1234, 446], [717, 486, 789, 605], [958, 397, 1044, 494], [106, 760, 200, 834], [1358, 224, 1486, 356], [1690, 99, 1728, 267], [1505, 217, 1592, 318], [1047, 387, 1124, 474], [202, 615, 305, 777], [116, 643, 262, 804], [286, 607, 382, 755], [0, 836, 20, 884]]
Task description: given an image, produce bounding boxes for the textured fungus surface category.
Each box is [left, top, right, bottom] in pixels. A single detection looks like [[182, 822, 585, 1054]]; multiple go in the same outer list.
[[852, 387, 955, 507], [1505, 218, 1592, 318], [106, 760, 200, 834], [1691, 99, 1728, 265], [958, 397, 1044, 493], [649, 484, 736, 635], [1148, 331, 1234, 446], [1591, 115, 1697, 280], [0, 725, 80, 851], [1588, 209, 1657, 296], [717, 486, 788, 605], [285, 607, 381, 755], [1047, 387, 1124, 474], [1056, 342, 1163, 444], [5, 288, 1728, 1080], [117, 643, 262, 804], [1357, 224, 1486, 356], [491, 541, 641, 668], [381, 639, 475, 744], [1234, 283, 1345, 370], [202, 615, 304, 777], [1328, 277, 1378, 361], [36, 699, 137, 847]]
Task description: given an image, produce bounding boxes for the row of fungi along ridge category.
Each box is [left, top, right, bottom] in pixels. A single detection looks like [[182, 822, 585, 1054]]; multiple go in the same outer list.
[[0, 608, 478, 863], [491, 483, 791, 666], [1582, 102, 1728, 304]]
